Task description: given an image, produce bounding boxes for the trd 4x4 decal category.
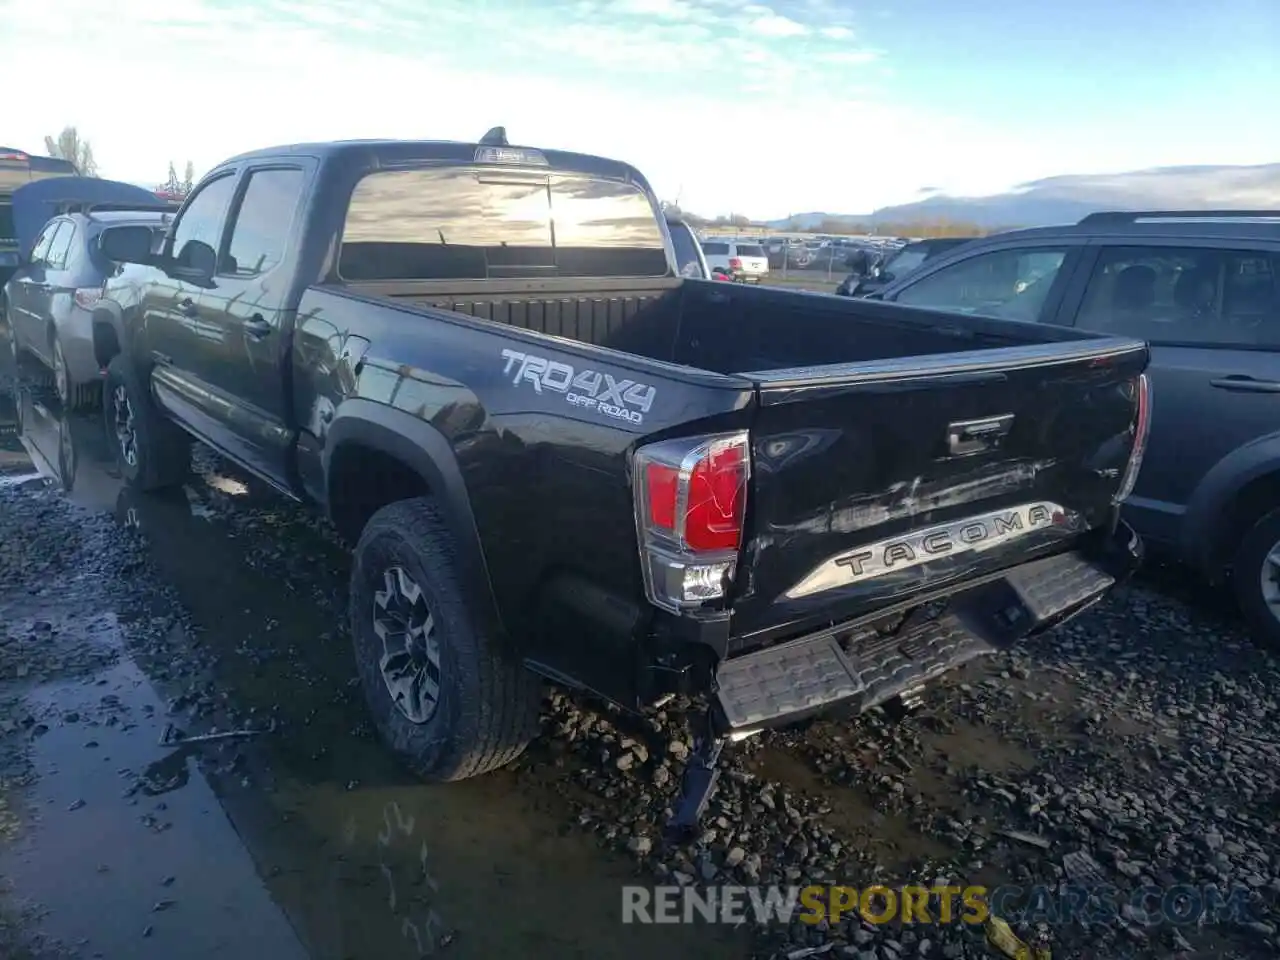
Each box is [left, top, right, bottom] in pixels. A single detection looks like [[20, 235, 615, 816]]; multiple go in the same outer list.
[[500, 348, 657, 426]]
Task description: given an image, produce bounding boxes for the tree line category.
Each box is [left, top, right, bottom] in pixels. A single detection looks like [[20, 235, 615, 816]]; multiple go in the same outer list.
[[41, 125, 197, 198]]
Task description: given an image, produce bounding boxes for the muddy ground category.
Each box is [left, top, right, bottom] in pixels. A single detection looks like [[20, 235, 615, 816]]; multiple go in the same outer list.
[[0, 375, 1277, 960]]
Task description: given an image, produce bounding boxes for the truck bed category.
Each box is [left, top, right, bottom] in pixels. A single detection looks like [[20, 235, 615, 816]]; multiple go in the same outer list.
[[344, 276, 1058, 375]]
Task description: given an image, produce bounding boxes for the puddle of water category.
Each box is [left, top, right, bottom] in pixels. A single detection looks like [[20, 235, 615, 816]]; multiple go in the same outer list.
[[2, 661, 309, 959], [5, 383, 748, 960]]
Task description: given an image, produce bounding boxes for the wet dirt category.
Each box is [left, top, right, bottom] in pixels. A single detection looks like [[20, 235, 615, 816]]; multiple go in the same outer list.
[[3, 363, 1278, 960], [0, 383, 747, 960]]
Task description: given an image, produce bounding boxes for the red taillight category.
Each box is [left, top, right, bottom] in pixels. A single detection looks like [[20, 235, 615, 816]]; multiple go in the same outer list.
[[1114, 373, 1151, 504], [646, 463, 679, 531], [73, 288, 103, 310], [729, 257, 742, 270], [634, 432, 750, 612], [685, 443, 747, 551]]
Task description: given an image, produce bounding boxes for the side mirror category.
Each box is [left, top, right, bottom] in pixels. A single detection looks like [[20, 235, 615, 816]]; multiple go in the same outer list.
[[173, 240, 216, 282], [98, 225, 155, 265]]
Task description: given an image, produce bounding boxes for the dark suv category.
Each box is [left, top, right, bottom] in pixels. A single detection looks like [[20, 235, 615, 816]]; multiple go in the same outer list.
[[870, 210, 1280, 646]]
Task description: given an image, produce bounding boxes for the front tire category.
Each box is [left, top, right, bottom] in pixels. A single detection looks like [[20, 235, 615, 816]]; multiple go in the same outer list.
[[350, 497, 541, 782], [1231, 507, 1280, 651], [103, 355, 190, 491]]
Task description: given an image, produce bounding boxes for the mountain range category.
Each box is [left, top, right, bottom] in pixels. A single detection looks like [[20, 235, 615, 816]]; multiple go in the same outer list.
[[770, 162, 1280, 230]]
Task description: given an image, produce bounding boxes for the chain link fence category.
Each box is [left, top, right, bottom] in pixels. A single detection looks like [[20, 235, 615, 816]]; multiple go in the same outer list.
[[696, 228, 908, 294]]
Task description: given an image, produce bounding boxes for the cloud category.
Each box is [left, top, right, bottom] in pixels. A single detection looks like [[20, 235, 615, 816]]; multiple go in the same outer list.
[[820, 25, 855, 39], [747, 12, 809, 37], [0, 0, 1050, 219], [615, 0, 698, 18], [820, 50, 881, 65]]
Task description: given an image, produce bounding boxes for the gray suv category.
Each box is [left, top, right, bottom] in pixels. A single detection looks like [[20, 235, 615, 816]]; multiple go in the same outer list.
[[869, 210, 1280, 646]]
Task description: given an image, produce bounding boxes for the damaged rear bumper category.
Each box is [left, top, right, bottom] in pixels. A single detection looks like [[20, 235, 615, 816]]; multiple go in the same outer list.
[[713, 521, 1142, 737]]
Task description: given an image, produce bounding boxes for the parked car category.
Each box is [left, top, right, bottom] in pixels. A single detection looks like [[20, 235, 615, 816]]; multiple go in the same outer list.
[[1, 147, 78, 288], [836, 237, 978, 297], [867, 209, 1280, 645], [701, 239, 769, 282], [3, 176, 176, 409], [81, 132, 1146, 837]]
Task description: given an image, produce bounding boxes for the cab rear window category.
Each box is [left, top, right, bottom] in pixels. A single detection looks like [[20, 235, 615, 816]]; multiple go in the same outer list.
[[339, 167, 669, 281]]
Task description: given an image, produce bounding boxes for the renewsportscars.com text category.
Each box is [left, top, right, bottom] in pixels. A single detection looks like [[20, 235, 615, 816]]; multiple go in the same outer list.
[[621, 883, 1259, 927]]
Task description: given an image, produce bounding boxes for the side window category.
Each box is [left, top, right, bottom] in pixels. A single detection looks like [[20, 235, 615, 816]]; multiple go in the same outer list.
[[44, 221, 75, 270], [28, 222, 61, 263], [223, 168, 306, 277], [894, 247, 1070, 322], [1222, 251, 1280, 343], [1077, 246, 1280, 347], [703, 242, 729, 256], [169, 174, 237, 270]]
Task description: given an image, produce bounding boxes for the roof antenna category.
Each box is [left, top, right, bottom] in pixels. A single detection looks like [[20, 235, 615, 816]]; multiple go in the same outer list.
[[480, 126, 509, 146]]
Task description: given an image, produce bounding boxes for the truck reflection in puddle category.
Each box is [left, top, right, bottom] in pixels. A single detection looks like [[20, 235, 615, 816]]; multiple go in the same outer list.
[[10, 383, 745, 960]]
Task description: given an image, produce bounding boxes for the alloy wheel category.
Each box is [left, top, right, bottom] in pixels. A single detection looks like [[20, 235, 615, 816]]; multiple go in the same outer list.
[[53, 338, 68, 405], [111, 384, 138, 468], [1258, 538, 1280, 625], [372, 566, 442, 724]]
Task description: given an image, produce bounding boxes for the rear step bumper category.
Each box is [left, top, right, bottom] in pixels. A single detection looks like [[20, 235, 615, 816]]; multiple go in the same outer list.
[[715, 523, 1141, 734]]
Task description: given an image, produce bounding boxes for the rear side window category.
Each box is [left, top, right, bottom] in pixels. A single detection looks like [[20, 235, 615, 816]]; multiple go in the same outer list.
[[223, 168, 306, 277], [735, 244, 764, 257], [1076, 246, 1280, 347], [26, 220, 59, 261], [702, 242, 729, 256], [45, 221, 75, 269], [0, 203, 14, 246], [338, 167, 669, 281]]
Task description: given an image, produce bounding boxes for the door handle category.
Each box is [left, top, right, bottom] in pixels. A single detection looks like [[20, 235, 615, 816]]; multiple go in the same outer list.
[[1209, 375, 1280, 393], [243, 314, 272, 339], [178, 297, 198, 317]]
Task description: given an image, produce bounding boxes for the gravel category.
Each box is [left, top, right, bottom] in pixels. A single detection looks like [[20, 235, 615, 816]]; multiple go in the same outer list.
[[1, 418, 1278, 959], [531, 570, 1280, 959]]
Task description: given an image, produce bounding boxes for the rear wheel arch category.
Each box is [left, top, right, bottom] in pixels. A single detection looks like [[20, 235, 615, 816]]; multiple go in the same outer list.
[[323, 400, 506, 641], [1181, 437, 1280, 581]]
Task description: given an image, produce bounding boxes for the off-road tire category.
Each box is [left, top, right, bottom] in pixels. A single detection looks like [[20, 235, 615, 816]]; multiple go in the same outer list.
[[1232, 507, 1280, 652], [350, 496, 542, 781], [103, 354, 190, 491]]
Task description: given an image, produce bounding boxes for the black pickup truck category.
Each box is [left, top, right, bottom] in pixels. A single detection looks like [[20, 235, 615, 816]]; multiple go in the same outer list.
[[86, 130, 1149, 832]]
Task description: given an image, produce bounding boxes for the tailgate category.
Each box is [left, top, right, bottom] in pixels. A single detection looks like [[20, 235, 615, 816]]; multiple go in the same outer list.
[[731, 337, 1148, 640]]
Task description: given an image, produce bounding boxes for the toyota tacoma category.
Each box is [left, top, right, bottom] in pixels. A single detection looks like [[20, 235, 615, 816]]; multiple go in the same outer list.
[[83, 128, 1148, 835]]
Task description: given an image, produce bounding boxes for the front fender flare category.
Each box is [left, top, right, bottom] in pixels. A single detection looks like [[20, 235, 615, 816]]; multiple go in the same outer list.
[[323, 398, 506, 641], [1179, 430, 1280, 576], [90, 300, 128, 368]]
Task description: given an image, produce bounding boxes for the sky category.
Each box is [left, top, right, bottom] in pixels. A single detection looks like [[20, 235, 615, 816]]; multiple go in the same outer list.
[[1, 0, 1277, 219]]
